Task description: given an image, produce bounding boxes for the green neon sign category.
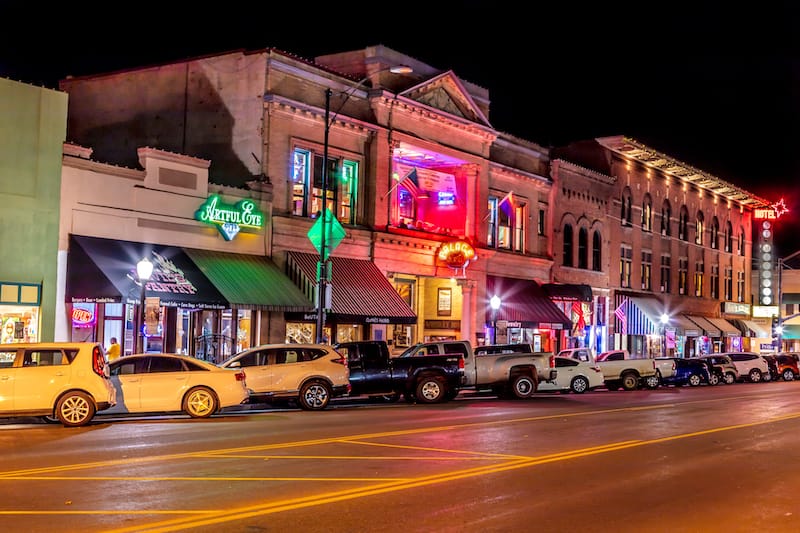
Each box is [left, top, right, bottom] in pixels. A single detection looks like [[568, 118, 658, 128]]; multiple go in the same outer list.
[[195, 194, 264, 241]]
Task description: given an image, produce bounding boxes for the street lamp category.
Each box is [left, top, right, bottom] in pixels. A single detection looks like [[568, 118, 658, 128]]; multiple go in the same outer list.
[[490, 295, 502, 345], [136, 257, 153, 354], [315, 65, 413, 344]]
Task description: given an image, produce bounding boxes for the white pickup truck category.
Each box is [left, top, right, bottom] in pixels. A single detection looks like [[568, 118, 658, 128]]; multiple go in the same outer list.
[[587, 350, 661, 391], [398, 340, 557, 399]]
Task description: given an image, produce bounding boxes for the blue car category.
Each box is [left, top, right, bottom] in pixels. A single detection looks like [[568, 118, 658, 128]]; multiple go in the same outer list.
[[660, 357, 711, 387]]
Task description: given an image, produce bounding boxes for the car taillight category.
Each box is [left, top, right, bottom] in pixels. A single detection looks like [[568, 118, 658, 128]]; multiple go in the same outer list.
[[459, 357, 465, 370], [549, 355, 555, 368], [235, 370, 246, 382], [332, 355, 347, 367], [92, 345, 105, 377]]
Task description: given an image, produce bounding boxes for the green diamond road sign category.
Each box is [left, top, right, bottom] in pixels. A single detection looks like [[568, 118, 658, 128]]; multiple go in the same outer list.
[[307, 208, 346, 256]]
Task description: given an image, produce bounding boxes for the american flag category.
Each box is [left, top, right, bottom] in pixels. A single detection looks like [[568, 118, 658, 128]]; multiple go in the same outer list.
[[398, 168, 421, 198], [614, 299, 627, 335]]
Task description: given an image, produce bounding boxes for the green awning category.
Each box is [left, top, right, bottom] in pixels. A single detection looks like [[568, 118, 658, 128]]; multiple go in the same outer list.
[[184, 249, 314, 311]]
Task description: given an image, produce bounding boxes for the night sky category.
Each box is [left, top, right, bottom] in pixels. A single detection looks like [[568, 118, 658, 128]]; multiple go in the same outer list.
[[2, 1, 798, 255]]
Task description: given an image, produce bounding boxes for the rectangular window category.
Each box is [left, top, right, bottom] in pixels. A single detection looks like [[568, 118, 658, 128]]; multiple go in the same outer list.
[[694, 261, 704, 297], [710, 264, 719, 299], [737, 271, 745, 302], [488, 195, 525, 252], [641, 250, 652, 291], [513, 204, 525, 252], [538, 208, 545, 236], [293, 147, 358, 224], [620, 246, 632, 288], [679, 257, 688, 295], [724, 266, 733, 300], [660, 254, 671, 293], [487, 198, 497, 247], [292, 149, 310, 216]]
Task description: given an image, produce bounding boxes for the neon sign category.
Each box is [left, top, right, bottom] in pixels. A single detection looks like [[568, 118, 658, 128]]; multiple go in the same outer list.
[[437, 240, 476, 269], [195, 194, 264, 241], [754, 198, 789, 220]]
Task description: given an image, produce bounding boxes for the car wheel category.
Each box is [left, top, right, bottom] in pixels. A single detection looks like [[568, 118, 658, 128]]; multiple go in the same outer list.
[[724, 372, 736, 385], [748, 369, 762, 383], [620, 372, 639, 391], [299, 380, 331, 410], [55, 391, 96, 427], [783, 369, 795, 381], [510, 373, 536, 399], [708, 373, 720, 386], [416, 375, 446, 403], [644, 374, 660, 389], [688, 373, 702, 387], [571, 376, 590, 394], [183, 386, 218, 418]]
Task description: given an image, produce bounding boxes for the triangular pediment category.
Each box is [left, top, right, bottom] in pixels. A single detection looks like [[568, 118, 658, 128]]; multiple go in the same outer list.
[[399, 70, 491, 127]]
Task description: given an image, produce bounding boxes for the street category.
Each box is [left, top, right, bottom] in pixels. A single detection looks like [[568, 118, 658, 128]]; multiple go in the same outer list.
[[3, 382, 800, 532]]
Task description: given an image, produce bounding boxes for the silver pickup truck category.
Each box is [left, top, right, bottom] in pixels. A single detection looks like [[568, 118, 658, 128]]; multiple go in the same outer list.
[[399, 340, 557, 399]]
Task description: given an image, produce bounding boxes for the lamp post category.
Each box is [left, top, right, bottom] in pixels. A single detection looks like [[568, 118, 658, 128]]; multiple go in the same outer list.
[[136, 257, 153, 354], [490, 295, 502, 345], [659, 313, 669, 357], [314, 65, 413, 344]]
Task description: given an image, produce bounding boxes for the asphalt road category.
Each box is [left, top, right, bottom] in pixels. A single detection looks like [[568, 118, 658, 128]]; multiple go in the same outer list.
[[3, 382, 800, 532]]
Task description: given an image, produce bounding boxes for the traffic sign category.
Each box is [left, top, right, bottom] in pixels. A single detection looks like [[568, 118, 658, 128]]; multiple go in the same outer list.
[[307, 208, 346, 256]]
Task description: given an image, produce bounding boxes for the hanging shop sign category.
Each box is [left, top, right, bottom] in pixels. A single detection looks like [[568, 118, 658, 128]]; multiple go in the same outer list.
[[195, 194, 264, 241], [437, 240, 475, 269]]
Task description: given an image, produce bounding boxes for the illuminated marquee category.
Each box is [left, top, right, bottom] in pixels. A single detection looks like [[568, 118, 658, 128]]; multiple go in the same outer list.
[[195, 194, 264, 241], [754, 198, 789, 220], [437, 240, 476, 269]]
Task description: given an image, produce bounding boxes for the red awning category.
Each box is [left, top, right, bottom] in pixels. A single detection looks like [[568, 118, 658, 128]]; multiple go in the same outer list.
[[288, 252, 417, 324], [486, 276, 571, 329]]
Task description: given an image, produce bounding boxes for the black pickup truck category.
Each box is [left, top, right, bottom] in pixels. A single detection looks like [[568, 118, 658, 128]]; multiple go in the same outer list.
[[334, 340, 464, 403]]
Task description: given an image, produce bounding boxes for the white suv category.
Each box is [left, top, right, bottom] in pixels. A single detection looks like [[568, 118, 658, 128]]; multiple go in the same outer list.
[[220, 344, 350, 410], [719, 351, 771, 383], [0, 342, 116, 426], [557, 348, 595, 362]]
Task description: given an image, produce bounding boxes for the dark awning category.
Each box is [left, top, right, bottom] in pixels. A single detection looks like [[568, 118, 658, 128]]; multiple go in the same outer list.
[[67, 235, 228, 309], [486, 276, 571, 329], [184, 249, 313, 312], [685, 315, 721, 337], [286, 252, 417, 324], [541, 283, 593, 302]]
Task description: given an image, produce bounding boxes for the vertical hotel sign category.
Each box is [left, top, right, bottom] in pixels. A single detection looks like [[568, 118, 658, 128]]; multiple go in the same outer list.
[[195, 194, 264, 241]]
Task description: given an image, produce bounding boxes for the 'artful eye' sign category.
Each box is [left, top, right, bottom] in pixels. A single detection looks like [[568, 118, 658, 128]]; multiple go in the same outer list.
[[195, 194, 264, 241]]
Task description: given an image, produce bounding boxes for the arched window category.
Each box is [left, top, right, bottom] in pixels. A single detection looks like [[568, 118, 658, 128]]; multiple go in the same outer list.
[[711, 217, 720, 249], [679, 206, 689, 241], [661, 200, 671, 236], [578, 227, 589, 269], [642, 194, 652, 232], [695, 211, 705, 245], [725, 221, 733, 252], [738, 226, 745, 256], [563, 224, 574, 267], [592, 231, 602, 271], [621, 188, 632, 226]]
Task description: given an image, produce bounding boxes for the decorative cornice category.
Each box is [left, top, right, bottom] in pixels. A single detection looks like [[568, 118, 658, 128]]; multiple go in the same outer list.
[[552, 158, 616, 185]]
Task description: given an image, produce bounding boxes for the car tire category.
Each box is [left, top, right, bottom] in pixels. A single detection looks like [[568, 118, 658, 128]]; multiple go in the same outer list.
[[723, 372, 736, 385], [510, 373, 536, 399], [299, 380, 331, 410], [571, 376, 590, 394], [708, 373, 721, 386], [748, 369, 762, 383], [620, 372, 639, 391], [55, 391, 96, 427], [183, 386, 218, 418], [644, 374, 660, 389], [783, 369, 795, 381], [415, 375, 446, 403], [688, 373, 702, 387]]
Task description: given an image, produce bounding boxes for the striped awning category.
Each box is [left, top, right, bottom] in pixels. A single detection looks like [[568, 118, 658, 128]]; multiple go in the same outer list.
[[625, 297, 663, 335], [486, 276, 571, 329], [686, 315, 721, 337], [287, 252, 417, 324]]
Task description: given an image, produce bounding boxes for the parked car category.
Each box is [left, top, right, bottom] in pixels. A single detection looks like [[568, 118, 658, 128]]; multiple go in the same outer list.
[[536, 356, 604, 394], [764, 354, 799, 381], [557, 348, 594, 362], [659, 357, 711, 387], [0, 342, 116, 427], [107, 354, 249, 418], [718, 352, 771, 383], [697, 354, 739, 385], [220, 344, 350, 410]]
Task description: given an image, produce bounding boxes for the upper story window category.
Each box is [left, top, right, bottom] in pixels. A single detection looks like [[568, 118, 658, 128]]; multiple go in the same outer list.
[[592, 231, 602, 272], [695, 211, 705, 246], [738, 226, 745, 256], [679, 206, 689, 241], [391, 164, 468, 238], [578, 227, 588, 269], [621, 188, 633, 227], [488, 194, 526, 252], [620, 245, 632, 288], [563, 223, 574, 267], [660, 254, 671, 293], [725, 221, 733, 252], [537, 208, 545, 236], [694, 261, 704, 297], [661, 200, 671, 236], [711, 217, 719, 249], [678, 257, 688, 295], [292, 148, 358, 225], [642, 194, 652, 232]]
